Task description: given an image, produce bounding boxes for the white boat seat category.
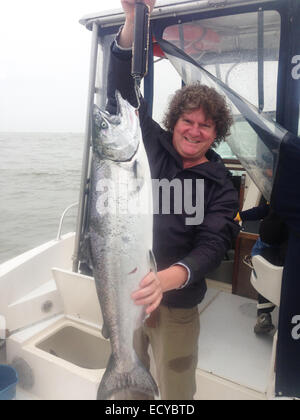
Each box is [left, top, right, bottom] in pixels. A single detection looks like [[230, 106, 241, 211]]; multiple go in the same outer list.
[[250, 255, 283, 307]]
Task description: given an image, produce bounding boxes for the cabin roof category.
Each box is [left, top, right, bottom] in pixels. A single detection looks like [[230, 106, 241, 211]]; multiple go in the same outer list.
[[79, 0, 277, 31]]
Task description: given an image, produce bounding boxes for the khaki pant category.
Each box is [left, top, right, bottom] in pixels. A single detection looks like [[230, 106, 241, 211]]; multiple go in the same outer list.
[[134, 305, 200, 400]]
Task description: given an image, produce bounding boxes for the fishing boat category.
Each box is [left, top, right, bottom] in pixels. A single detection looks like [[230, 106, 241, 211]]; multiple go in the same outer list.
[[1, 0, 300, 400]]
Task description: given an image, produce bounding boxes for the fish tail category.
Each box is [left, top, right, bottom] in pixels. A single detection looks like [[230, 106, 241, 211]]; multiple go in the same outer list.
[[97, 354, 159, 400]]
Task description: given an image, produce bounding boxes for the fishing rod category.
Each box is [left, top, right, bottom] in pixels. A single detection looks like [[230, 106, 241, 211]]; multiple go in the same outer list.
[[131, 1, 151, 109]]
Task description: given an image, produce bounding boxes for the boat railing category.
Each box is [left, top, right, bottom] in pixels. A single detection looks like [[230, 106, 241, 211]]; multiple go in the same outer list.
[[56, 203, 78, 241]]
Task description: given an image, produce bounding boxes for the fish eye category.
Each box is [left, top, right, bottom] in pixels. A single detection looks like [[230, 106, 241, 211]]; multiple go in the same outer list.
[[101, 120, 108, 129]]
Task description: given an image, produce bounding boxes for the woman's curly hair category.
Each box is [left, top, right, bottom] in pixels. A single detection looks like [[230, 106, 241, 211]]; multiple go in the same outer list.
[[163, 83, 233, 147]]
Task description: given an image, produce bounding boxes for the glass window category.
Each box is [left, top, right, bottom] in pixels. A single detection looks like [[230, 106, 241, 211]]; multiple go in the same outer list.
[[152, 57, 182, 125], [162, 11, 281, 114], [161, 11, 283, 199]]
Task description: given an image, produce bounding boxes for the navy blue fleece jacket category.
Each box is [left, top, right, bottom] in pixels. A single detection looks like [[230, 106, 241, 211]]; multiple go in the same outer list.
[[106, 41, 240, 307]]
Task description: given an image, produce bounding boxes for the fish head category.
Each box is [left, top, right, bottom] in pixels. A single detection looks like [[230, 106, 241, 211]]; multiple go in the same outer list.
[[92, 92, 141, 162]]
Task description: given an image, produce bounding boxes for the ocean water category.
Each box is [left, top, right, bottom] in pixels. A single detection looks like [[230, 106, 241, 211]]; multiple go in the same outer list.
[[0, 132, 84, 264], [0, 132, 234, 265]]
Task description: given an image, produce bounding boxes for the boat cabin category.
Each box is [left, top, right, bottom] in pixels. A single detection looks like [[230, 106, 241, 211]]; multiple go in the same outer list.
[[0, 0, 300, 400]]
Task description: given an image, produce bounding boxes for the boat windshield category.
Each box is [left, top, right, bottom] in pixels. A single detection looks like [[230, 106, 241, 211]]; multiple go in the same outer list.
[[159, 10, 285, 200]]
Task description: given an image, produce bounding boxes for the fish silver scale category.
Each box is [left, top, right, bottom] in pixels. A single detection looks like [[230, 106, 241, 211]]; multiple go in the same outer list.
[[88, 92, 158, 400]]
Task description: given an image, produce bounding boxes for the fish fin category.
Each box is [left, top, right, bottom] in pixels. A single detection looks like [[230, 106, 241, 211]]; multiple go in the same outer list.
[[133, 159, 144, 180], [101, 323, 110, 340], [78, 233, 94, 276], [141, 251, 158, 325], [97, 354, 158, 400], [130, 160, 145, 196], [149, 250, 157, 274]]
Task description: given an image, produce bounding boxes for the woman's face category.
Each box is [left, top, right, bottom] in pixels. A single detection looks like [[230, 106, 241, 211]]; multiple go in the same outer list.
[[172, 107, 217, 168]]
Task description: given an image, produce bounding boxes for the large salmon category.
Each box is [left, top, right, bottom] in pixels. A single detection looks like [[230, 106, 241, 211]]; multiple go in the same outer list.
[[87, 92, 158, 400]]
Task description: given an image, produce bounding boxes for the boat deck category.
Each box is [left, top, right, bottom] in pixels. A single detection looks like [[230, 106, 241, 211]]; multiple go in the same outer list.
[[1, 282, 277, 400], [197, 283, 277, 399]]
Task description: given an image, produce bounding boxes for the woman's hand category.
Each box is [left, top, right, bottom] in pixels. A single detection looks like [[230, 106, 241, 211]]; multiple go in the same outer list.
[[131, 265, 188, 314], [119, 0, 156, 48], [131, 271, 163, 315], [121, 0, 156, 22]]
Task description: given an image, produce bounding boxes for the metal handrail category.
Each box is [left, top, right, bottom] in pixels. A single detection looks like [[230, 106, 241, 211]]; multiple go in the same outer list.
[[72, 22, 100, 272], [56, 203, 78, 241]]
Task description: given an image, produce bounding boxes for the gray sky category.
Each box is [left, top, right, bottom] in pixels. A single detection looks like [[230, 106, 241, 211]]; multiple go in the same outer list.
[[0, 0, 123, 132], [0, 0, 279, 133]]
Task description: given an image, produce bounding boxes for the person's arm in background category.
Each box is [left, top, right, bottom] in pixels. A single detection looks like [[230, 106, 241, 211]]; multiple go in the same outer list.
[[235, 202, 270, 223]]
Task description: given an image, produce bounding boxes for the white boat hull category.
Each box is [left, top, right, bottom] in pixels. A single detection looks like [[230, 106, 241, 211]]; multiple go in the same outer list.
[[0, 234, 277, 400]]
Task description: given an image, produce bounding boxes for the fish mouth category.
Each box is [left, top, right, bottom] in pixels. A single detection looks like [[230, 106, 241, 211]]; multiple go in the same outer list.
[[93, 91, 134, 125], [115, 90, 135, 118], [93, 105, 121, 127], [93, 91, 125, 121], [115, 91, 123, 116]]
